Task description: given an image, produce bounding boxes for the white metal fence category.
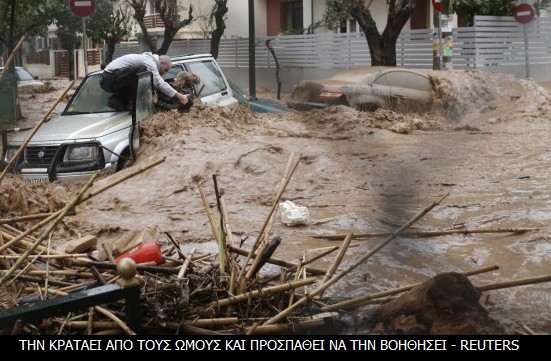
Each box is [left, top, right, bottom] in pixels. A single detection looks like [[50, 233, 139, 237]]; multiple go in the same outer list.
[[113, 15, 551, 72]]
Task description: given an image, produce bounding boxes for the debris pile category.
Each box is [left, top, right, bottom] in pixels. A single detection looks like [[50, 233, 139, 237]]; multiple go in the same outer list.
[[1, 158, 548, 335]]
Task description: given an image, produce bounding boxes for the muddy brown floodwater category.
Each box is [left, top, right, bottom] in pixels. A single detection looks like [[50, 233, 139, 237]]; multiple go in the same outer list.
[[1, 69, 550, 335]]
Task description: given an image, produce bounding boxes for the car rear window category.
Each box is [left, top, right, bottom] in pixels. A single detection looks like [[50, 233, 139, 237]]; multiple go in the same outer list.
[[373, 70, 433, 92], [16, 68, 36, 81]]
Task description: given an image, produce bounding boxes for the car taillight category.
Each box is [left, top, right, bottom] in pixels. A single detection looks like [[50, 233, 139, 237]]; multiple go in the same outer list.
[[314, 86, 344, 103]]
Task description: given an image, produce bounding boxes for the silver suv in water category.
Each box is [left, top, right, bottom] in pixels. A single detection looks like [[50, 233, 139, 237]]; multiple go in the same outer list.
[[1, 54, 235, 183]]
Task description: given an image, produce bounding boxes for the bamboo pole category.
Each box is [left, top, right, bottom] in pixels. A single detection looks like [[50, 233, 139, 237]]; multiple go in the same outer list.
[[196, 182, 220, 242], [477, 275, 551, 292], [263, 193, 449, 325], [220, 197, 235, 246], [1, 274, 74, 287], [64, 317, 240, 330], [94, 305, 135, 335], [93, 329, 124, 335], [212, 174, 227, 275], [185, 317, 239, 327], [208, 277, 318, 308], [177, 248, 196, 280], [317, 232, 353, 298], [0, 157, 165, 254], [288, 258, 303, 306], [0, 172, 99, 287], [247, 152, 295, 261], [0, 233, 9, 270], [246, 319, 326, 335], [521, 324, 537, 336], [68, 259, 180, 275], [86, 308, 94, 335], [322, 264, 500, 312], [0, 213, 54, 225], [0, 34, 26, 83], [228, 244, 326, 276], [310, 213, 356, 225], [0, 270, 94, 277], [64, 320, 115, 330], [163, 232, 186, 261], [0, 253, 88, 259], [302, 246, 339, 265], [0, 80, 75, 184], [102, 243, 116, 264], [236, 153, 299, 285], [243, 240, 270, 283], [220, 196, 239, 294], [314, 227, 539, 240]]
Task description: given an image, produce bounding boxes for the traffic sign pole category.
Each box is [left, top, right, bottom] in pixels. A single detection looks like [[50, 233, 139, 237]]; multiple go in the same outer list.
[[70, 0, 95, 77], [514, 1, 535, 79], [523, 23, 530, 78], [83, 18, 88, 76], [432, 0, 453, 70]]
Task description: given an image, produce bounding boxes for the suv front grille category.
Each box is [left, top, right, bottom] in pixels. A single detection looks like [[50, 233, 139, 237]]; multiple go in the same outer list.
[[25, 146, 59, 166]]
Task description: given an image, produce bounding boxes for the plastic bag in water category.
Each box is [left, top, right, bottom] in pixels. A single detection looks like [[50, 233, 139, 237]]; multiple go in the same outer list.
[[279, 200, 310, 226]]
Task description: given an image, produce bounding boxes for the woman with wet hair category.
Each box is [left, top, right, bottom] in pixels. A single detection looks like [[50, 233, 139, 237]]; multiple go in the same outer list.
[[154, 71, 201, 113]]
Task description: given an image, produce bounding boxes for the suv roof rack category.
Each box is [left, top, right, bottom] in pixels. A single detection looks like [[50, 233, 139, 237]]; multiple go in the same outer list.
[[170, 53, 213, 61]]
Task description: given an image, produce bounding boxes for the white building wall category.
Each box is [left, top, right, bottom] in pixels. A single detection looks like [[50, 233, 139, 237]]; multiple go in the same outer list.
[[113, 0, 425, 40], [302, 0, 400, 34], [224, 0, 267, 38], [170, 0, 267, 39]]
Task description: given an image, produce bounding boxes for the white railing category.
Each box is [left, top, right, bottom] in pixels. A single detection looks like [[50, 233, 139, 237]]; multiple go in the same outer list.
[[111, 15, 551, 71]]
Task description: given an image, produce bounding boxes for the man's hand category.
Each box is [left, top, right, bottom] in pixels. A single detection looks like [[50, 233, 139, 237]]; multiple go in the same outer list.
[[175, 92, 188, 105]]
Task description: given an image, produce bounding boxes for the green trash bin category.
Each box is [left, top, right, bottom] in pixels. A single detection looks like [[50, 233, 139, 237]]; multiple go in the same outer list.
[[0, 71, 21, 125]]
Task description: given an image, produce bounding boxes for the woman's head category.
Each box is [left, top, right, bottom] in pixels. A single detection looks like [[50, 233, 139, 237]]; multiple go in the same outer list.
[[174, 71, 200, 87]]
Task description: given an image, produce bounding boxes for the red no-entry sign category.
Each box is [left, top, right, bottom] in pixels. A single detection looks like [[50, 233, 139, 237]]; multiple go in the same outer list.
[[432, 0, 443, 12], [70, 0, 95, 17], [514, 3, 535, 24]]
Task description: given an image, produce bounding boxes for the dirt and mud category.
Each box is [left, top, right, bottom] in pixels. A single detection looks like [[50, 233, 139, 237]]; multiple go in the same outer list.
[[1, 69, 550, 335]]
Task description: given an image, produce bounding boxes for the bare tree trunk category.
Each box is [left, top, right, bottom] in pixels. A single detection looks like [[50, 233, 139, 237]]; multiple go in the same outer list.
[[210, 0, 228, 59], [126, 0, 157, 52], [349, 0, 416, 66], [150, 1, 193, 55], [265, 38, 282, 99], [105, 39, 117, 64]]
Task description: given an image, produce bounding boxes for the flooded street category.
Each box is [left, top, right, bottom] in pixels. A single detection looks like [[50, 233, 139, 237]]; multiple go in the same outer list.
[[2, 69, 550, 334]]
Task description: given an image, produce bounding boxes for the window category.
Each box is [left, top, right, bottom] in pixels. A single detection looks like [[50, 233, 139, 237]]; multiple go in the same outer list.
[[282, 1, 303, 33], [164, 65, 185, 83], [339, 19, 360, 33], [15, 68, 36, 81], [183, 60, 227, 98], [135, 72, 154, 124], [149, 0, 177, 15]]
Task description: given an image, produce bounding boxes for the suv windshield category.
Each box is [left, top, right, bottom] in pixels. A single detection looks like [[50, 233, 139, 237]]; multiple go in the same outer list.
[[64, 73, 113, 114], [185, 60, 227, 97], [164, 59, 228, 98]]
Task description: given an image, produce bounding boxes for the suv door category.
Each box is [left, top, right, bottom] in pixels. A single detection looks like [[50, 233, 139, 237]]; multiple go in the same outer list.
[[127, 71, 154, 165]]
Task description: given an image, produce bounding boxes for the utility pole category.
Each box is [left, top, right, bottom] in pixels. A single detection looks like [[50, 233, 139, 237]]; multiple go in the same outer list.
[[432, 0, 453, 70], [82, 17, 88, 76], [248, 0, 256, 100]]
